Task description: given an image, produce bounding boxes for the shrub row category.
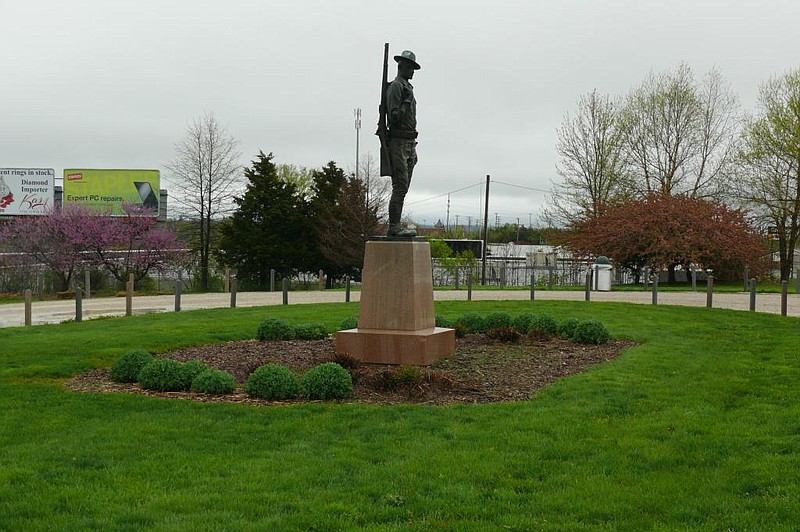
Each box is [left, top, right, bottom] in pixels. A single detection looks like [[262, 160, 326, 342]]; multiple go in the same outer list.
[[436, 312, 610, 345], [256, 318, 328, 341], [110, 350, 237, 394], [339, 311, 610, 345], [245, 362, 352, 401]]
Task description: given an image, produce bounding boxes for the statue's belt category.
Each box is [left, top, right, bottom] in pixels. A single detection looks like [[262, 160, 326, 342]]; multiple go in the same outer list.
[[388, 130, 418, 139]]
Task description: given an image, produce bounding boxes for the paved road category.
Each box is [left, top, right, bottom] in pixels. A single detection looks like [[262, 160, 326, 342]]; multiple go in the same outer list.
[[2, 289, 798, 328]]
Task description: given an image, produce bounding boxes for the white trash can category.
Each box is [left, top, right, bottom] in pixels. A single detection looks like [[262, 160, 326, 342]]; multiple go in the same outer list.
[[593, 256, 612, 291]]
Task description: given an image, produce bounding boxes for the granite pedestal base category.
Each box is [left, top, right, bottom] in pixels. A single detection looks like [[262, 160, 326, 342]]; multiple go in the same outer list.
[[335, 239, 455, 365]]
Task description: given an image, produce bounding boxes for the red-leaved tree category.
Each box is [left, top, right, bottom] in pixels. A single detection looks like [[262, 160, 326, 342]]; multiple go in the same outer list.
[[561, 193, 768, 282]]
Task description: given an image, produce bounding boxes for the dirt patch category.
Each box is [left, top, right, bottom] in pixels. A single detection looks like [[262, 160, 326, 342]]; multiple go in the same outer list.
[[66, 335, 635, 406]]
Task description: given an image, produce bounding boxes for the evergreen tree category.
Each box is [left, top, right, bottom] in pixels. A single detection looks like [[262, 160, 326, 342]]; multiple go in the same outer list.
[[217, 152, 316, 288], [311, 162, 382, 283]]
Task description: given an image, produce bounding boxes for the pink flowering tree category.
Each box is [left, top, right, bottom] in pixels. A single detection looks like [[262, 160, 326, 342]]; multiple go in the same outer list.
[[66, 204, 187, 288], [0, 204, 94, 291], [0, 204, 186, 291]]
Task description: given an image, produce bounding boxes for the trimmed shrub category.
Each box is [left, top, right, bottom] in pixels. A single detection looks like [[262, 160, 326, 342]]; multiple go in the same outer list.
[[256, 318, 296, 341], [557, 318, 580, 340], [329, 352, 362, 370], [191, 369, 237, 395], [572, 319, 611, 345], [531, 314, 558, 336], [486, 326, 522, 343], [299, 363, 353, 400], [435, 315, 455, 328], [511, 313, 535, 334], [340, 315, 359, 330], [375, 365, 423, 390], [245, 363, 299, 400], [109, 349, 154, 383], [484, 311, 512, 331], [456, 312, 486, 334], [181, 360, 210, 385], [294, 323, 328, 340], [453, 322, 468, 338], [138, 359, 191, 391]]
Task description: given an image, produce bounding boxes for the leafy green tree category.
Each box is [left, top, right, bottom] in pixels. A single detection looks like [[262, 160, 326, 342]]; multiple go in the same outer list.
[[737, 68, 800, 280], [217, 152, 316, 288], [620, 64, 738, 198], [547, 90, 630, 225]]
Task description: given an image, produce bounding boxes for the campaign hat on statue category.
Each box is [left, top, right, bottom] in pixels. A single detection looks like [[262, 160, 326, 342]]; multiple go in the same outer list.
[[394, 50, 421, 70]]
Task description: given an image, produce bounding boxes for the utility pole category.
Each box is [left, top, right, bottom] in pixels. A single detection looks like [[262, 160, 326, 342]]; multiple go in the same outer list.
[[354, 108, 361, 181], [446, 194, 450, 233], [481, 175, 490, 285]]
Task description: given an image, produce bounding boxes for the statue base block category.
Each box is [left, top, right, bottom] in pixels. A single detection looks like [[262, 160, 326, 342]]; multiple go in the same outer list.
[[334, 239, 455, 365], [335, 327, 455, 365]]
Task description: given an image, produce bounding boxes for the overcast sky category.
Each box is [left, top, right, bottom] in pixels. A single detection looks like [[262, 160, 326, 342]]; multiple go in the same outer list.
[[3, 0, 799, 228]]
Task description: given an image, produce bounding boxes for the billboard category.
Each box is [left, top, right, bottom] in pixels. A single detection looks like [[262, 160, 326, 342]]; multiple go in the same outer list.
[[63, 169, 160, 215], [0, 168, 55, 216]]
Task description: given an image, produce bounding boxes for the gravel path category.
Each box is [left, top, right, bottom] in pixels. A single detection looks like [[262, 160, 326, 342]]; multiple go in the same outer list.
[[1, 288, 797, 328]]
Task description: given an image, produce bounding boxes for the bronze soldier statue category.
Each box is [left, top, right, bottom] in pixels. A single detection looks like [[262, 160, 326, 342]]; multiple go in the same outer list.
[[382, 49, 421, 237]]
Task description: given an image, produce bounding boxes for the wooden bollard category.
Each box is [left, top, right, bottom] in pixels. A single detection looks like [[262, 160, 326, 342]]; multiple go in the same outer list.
[[75, 287, 83, 323], [652, 276, 659, 305], [126, 273, 134, 316], [24, 289, 32, 326], [706, 274, 714, 308], [174, 281, 181, 312], [584, 270, 591, 301], [781, 280, 788, 316]]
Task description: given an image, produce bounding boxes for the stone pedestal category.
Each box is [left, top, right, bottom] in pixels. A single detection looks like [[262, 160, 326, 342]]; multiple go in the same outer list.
[[335, 239, 455, 365]]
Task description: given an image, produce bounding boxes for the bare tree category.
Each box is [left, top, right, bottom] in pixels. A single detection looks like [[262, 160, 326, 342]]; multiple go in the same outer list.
[[357, 152, 390, 226], [619, 63, 739, 198], [166, 113, 242, 290], [546, 90, 630, 225], [736, 68, 800, 280]]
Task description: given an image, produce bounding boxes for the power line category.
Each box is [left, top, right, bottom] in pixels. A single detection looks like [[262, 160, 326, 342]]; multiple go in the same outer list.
[[404, 180, 484, 206], [492, 180, 550, 194]]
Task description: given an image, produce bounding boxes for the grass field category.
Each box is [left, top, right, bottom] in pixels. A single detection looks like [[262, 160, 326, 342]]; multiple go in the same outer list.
[[1, 300, 799, 530]]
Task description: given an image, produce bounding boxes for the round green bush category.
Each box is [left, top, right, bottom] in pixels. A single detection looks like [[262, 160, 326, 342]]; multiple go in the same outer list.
[[299, 362, 353, 400], [294, 323, 328, 340], [557, 317, 581, 340], [572, 319, 611, 345], [191, 369, 237, 395], [181, 360, 210, 385], [339, 315, 359, 330], [511, 313, 535, 334], [256, 318, 295, 341], [109, 349, 154, 383], [435, 315, 455, 328], [138, 359, 191, 391], [456, 312, 486, 334], [531, 314, 558, 336], [245, 363, 299, 400], [484, 311, 512, 331]]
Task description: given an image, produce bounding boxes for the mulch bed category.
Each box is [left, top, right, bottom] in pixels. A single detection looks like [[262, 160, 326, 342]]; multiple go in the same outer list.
[[66, 335, 635, 406]]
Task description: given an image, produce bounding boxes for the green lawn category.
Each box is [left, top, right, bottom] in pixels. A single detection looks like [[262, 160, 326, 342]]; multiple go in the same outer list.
[[2, 300, 799, 530]]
